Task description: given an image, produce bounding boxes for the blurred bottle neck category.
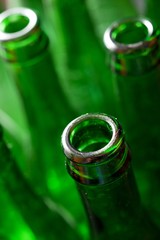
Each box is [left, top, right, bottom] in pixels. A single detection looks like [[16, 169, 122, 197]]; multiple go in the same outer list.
[[0, 7, 48, 63], [104, 17, 160, 76]]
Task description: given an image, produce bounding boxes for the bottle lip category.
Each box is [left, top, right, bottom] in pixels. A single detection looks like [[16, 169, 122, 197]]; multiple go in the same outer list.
[[61, 113, 122, 164], [0, 7, 38, 42], [103, 17, 157, 53]]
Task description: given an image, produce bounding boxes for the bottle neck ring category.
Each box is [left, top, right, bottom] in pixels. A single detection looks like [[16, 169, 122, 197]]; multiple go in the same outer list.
[[103, 17, 160, 75], [62, 113, 130, 185]]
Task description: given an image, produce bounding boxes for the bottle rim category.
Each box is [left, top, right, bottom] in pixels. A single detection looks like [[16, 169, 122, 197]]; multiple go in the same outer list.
[[0, 7, 37, 41], [61, 113, 122, 164], [103, 17, 157, 53]]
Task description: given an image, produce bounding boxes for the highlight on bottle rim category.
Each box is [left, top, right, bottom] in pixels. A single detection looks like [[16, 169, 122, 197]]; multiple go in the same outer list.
[[103, 17, 157, 53], [61, 113, 123, 164], [0, 7, 37, 41]]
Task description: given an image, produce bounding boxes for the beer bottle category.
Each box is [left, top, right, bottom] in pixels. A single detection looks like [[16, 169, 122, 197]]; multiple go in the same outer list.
[[103, 16, 160, 226], [62, 113, 160, 239]]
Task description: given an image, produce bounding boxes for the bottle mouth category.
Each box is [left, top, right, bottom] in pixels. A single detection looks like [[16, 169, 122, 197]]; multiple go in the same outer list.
[[0, 7, 37, 41], [62, 113, 123, 164], [103, 17, 157, 53]]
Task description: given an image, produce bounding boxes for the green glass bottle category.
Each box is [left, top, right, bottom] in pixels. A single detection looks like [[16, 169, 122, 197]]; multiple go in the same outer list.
[[0, 55, 32, 174], [0, 125, 81, 240], [0, 0, 30, 161], [61, 113, 160, 240], [43, 0, 116, 116], [0, 7, 89, 239], [103, 17, 160, 226]]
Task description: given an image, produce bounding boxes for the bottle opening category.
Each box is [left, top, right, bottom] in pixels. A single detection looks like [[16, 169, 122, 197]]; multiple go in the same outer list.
[[0, 7, 37, 41], [0, 14, 29, 33], [62, 114, 128, 184], [103, 17, 155, 53], [111, 21, 148, 44], [69, 118, 112, 152], [62, 113, 122, 164]]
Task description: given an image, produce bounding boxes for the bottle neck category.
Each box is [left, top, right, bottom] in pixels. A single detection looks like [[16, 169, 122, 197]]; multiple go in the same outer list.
[[0, 7, 48, 63], [104, 17, 160, 76], [0, 7, 78, 200], [76, 166, 158, 240], [66, 142, 130, 185], [62, 113, 129, 185]]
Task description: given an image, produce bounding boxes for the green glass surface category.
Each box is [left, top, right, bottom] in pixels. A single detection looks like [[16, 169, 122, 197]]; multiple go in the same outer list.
[[0, 180, 36, 240], [43, 0, 116, 116], [104, 17, 160, 227], [0, 55, 31, 176], [0, 126, 81, 240], [0, 7, 89, 240], [62, 113, 160, 240]]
